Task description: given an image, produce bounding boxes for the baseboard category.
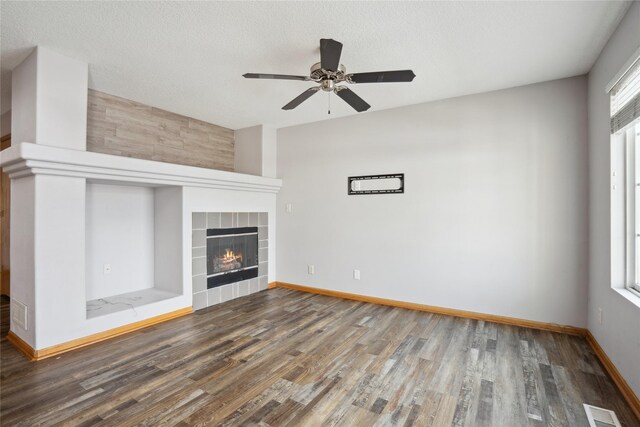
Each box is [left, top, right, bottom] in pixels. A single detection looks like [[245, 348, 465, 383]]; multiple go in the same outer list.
[[6, 331, 36, 361], [585, 331, 640, 421], [270, 281, 586, 336], [6, 306, 193, 361]]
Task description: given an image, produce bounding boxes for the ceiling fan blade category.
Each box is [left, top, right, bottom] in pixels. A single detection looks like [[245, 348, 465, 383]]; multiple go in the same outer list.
[[282, 87, 320, 110], [320, 38, 343, 71], [347, 70, 416, 83], [335, 87, 371, 112], [243, 73, 310, 81]]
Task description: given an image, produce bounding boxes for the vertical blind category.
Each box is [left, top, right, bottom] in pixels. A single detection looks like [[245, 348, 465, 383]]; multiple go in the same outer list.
[[611, 57, 640, 133]]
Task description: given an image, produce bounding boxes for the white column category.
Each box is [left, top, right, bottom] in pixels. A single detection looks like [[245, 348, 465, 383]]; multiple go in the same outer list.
[[9, 46, 88, 348], [9, 174, 86, 349], [9, 177, 36, 345], [33, 175, 86, 349], [11, 46, 88, 150]]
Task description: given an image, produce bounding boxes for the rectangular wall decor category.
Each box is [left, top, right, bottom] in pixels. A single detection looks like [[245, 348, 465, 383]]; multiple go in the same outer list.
[[348, 173, 404, 195]]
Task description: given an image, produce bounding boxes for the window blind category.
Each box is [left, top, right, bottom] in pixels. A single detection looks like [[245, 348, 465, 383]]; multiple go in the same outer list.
[[611, 57, 640, 134]]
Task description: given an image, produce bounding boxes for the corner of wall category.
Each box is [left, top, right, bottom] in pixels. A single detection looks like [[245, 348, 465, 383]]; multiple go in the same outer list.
[[261, 125, 277, 178]]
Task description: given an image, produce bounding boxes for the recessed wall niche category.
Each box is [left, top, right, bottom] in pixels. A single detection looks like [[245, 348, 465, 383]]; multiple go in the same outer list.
[[85, 182, 183, 318]]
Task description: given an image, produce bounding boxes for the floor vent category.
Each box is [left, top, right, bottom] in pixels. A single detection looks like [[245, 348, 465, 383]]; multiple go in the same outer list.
[[583, 404, 621, 427], [10, 299, 28, 330]]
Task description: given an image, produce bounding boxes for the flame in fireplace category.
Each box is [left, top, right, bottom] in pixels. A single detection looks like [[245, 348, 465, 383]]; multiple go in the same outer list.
[[224, 249, 242, 263], [213, 248, 244, 273]]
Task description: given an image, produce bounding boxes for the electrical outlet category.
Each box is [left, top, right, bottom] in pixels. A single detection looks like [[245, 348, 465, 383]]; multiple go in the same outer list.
[[308, 265, 315, 275], [353, 269, 361, 280], [598, 308, 603, 325], [286, 203, 292, 213], [103, 264, 112, 274]]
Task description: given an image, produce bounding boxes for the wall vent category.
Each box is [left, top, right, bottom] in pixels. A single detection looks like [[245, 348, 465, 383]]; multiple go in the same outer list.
[[10, 299, 28, 330], [583, 404, 621, 427]]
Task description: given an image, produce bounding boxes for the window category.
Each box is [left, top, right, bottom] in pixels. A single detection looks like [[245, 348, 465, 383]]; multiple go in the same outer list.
[[622, 122, 640, 296], [611, 53, 640, 297]]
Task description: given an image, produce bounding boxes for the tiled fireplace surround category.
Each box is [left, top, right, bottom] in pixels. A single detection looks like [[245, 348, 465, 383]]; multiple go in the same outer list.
[[192, 212, 269, 310]]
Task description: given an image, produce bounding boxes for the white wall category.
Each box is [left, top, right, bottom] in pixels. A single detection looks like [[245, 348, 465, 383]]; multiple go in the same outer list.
[[11, 47, 87, 149], [588, 2, 640, 396], [11, 50, 37, 145], [34, 175, 86, 349], [234, 124, 277, 178], [277, 76, 589, 327], [36, 47, 88, 149], [9, 176, 36, 344], [262, 125, 277, 178], [86, 183, 155, 300], [154, 186, 183, 294], [235, 125, 263, 175]]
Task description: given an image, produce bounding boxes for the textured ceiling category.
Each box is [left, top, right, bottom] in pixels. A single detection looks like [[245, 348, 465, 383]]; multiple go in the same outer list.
[[0, 1, 631, 130]]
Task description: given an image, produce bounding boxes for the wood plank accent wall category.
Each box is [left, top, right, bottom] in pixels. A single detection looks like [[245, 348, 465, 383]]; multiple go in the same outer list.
[[87, 90, 234, 171]]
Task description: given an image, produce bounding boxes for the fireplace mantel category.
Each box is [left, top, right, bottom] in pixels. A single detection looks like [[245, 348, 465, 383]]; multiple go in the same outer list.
[[2, 140, 280, 354], [0, 142, 282, 193]]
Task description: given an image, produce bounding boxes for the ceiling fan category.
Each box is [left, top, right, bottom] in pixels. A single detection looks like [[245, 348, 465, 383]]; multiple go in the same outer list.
[[243, 38, 416, 113]]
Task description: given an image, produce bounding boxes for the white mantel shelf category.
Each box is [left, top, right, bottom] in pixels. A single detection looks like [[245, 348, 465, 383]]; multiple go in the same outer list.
[[0, 142, 282, 193]]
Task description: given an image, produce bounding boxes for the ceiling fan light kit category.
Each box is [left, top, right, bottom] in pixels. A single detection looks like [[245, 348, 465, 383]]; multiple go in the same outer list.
[[243, 38, 416, 113]]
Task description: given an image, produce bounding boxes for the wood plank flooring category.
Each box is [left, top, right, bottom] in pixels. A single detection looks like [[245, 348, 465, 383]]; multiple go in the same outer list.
[[1, 290, 637, 426]]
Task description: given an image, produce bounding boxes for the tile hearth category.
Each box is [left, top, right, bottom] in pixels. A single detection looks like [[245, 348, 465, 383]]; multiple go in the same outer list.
[[86, 288, 181, 319]]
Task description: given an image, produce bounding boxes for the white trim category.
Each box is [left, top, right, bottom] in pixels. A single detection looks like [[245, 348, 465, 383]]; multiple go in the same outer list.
[[627, 126, 637, 285], [0, 143, 282, 193], [606, 45, 640, 93]]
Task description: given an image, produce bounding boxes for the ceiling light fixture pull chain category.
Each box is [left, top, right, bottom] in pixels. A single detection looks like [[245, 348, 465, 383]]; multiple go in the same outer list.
[[328, 92, 331, 115]]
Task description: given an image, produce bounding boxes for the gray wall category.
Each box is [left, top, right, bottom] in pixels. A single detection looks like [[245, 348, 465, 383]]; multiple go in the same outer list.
[[277, 76, 588, 327], [588, 2, 640, 396]]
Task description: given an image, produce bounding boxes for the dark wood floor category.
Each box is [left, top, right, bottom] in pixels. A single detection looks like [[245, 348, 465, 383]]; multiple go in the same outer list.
[[0, 290, 637, 426]]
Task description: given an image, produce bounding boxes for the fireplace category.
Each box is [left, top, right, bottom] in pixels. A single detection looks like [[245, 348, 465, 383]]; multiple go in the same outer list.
[[206, 227, 259, 288]]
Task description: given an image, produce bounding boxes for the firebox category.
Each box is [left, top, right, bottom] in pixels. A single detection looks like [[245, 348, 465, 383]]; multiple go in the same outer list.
[[206, 227, 258, 288]]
